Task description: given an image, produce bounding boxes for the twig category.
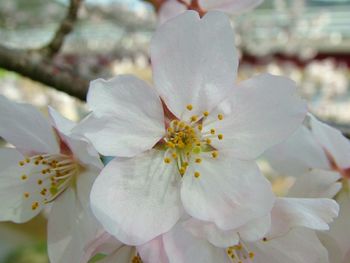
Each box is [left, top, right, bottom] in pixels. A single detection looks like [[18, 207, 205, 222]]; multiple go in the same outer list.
[[0, 45, 89, 100], [41, 0, 84, 58]]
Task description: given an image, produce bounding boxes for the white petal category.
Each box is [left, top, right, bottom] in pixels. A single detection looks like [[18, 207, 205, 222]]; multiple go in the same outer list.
[[248, 228, 329, 263], [323, 191, 350, 261], [183, 218, 240, 248], [90, 150, 182, 245], [204, 74, 307, 160], [0, 149, 45, 223], [200, 0, 262, 14], [237, 215, 271, 242], [288, 169, 342, 199], [99, 246, 136, 263], [151, 11, 238, 119], [310, 115, 350, 169], [163, 222, 229, 263], [181, 154, 275, 230], [137, 236, 169, 263], [78, 75, 165, 157], [268, 197, 339, 239], [264, 126, 330, 176], [158, 0, 187, 25], [48, 106, 75, 135], [48, 187, 101, 263], [0, 96, 59, 155]]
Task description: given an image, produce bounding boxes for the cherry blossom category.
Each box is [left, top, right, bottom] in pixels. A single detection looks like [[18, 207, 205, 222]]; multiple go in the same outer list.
[[0, 95, 104, 263], [76, 11, 307, 246]]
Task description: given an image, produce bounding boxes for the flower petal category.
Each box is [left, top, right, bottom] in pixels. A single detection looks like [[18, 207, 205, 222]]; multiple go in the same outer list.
[[90, 150, 182, 245], [204, 74, 307, 160], [99, 246, 136, 263], [264, 126, 330, 176], [267, 197, 339, 239], [163, 222, 229, 263], [0, 148, 45, 223], [288, 169, 342, 199], [237, 215, 271, 242], [48, 106, 75, 135], [248, 228, 329, 263], [310, 115, 350, 169], [0, 96, 59, 155], [158, 0, 187, 25], [77, 75, 165, 157], [137, 236, 169, 263], [181, 153, 275, 230], [151, 11, 238, 119], [200, 0, 263, 14], [48, 186, 101, 263]]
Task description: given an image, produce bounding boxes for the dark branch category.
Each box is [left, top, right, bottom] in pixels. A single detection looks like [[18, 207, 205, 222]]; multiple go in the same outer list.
[[41, 0, 84, 58], [0, 45, 89, 100]]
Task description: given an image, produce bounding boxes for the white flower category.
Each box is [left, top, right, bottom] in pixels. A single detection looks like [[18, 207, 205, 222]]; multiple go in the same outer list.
[[158, 0, 263, 24], [0, 95, 104, 263], [84, 194, 338, 263], [77, 11, 306, 246]]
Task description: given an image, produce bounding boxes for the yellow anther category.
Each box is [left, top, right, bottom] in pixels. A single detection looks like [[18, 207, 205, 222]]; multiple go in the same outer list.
[[197, 124, 203, 131], [218, 134, 223, 140], [24, 192, 30, 198], [40, 188, 47, 196], [218, 114, 224, 120], [210, 128, 215, 135], [211, 151, 218, 158], [34, 160, 40, 165], [25, 158, 30, 163], [31, 202, 39, 210], [183, 162, 189, 167], [203, 111, 209, 117], [186, 104, 193, 111], [249, 252, 255, 259], [195, 158, 202, 163], [167, 142, 175, 148], [37, 179, 43, 185], [21, 174, 27, 180], [179, 167, 186, 176], [262, 237, 268, 242], [164, 158, 171, 164], [179, 122, 185, 129], [194, 171, 201, 178], [19, 161, 24, 166], [167, 127, 173, 133], [190, 115, 198, 122], [206, 138, 212, 144]]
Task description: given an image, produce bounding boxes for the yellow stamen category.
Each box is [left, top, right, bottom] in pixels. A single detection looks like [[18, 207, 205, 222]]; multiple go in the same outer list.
[[164, 158, 171, 164], [194, 171, 200, 178], [186, 104, 193, 111], [218, 134, 223, 140], [218, 114, 223, 120]]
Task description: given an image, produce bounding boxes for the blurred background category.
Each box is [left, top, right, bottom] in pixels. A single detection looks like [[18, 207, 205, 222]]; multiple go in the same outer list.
[[0, 0, 349, 262]]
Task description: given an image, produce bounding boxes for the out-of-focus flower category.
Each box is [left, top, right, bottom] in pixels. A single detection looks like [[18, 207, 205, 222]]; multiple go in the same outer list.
[[84, 193, 338, 263], [265, 113, 350, 263], [76, 11, 306, 246], [158, 0, 263, 24], [0, 95, 104, 263]]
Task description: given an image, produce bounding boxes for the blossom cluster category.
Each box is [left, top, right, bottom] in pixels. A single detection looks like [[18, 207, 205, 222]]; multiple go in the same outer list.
[[0, 1, 349, 263]]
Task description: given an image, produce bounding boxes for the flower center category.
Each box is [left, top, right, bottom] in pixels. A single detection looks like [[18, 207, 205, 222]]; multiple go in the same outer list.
[[162, 105, 223, 178], [18, 153, 80, 211], [227, 243, 255, 263]]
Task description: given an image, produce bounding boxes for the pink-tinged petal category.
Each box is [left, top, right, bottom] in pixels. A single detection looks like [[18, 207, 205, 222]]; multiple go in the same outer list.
[[163, 222, 230, 263], [99, 246, 136, 263], [264, 126, 330, 176], [158, 0, 187, 25], [77, 75, 165, 157], [48, 187, 102, 263], [0, 96, 59, 155], [200, 0, 263, 14], [48, 106, 75, 135], [90, 150, 182, 246], [248, 228, 329, 263], [0, 148, 45, 223], [288, 170, 342, 199], [310, 115, 350, 170], [204, 74, 307, 160], [82, 232, 123, 263], [137, 236, 169, 263], [183, 218, 239, 248], [151, 11, 238, 119], [48, 107, 103, 170], [181, 153, 275, 230], [267, 197, 339, 239]]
